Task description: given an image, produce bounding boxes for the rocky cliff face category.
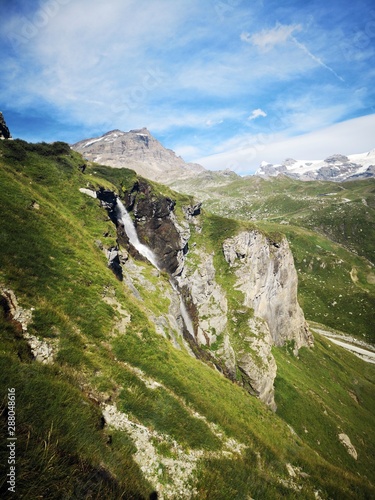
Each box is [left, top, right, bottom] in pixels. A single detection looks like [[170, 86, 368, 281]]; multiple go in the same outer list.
[[124, 179, 190, 276], [176, 245, 278, 410], [174, 228, 311, 410], [223, 231, 313, 351], [0, 112, 12, 139], [92, 178, 312, 410], [72, 128, 204, 184]]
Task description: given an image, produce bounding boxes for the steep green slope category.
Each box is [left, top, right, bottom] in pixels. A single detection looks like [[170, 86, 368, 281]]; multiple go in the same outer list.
[[0, 140, 374, 499]]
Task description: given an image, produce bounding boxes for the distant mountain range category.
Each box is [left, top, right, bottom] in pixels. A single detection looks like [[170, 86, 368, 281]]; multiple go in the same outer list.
[[72, 126, 375, 183], [71, 127, 204, 183], [256, 150, 375, 182]]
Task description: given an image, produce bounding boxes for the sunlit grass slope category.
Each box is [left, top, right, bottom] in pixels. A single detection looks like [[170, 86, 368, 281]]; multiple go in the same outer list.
[[0, 140, 374, 499]]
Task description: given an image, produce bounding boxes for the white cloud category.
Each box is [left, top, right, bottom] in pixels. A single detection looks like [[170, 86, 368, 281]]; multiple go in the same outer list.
[[194, 114, 375, 174], [246, 22, 344, 83], [247, 23, 302, 52], [205, 118, 224, 127], [248, 108, 267, 120]]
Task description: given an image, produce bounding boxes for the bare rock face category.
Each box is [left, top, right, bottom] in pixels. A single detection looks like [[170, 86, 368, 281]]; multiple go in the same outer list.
[[124, 179, 189, 275], [177, 253, 228, 347], [0, 112, 12, 139], [338, 433, 358, 460], [223, 231, 313, 352], [71, 128, 204, 183], [236, 317, 277, 411], [177, 246, 277, 409]]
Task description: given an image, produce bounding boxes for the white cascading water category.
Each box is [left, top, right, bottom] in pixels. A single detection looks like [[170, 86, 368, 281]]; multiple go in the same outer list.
[[179, 298, 195, 338], [117, 198, 195, 338], [79, 188, 195, 338], [115, 198, 160, 269], [170, 281, 195, 338]]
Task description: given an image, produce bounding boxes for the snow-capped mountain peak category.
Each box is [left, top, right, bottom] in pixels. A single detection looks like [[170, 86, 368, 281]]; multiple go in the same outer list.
[[256, 149, 375, 182]]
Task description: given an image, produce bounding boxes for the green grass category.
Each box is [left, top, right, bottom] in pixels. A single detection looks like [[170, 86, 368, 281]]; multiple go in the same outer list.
[[0, 140, 374, 498], [268, 223, 375, 343], [0, 319, 152, 498], [274, 332, 375, 485]]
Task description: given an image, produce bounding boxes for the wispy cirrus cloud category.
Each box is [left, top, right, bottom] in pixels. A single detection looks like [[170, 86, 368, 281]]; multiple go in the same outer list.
[[243, 22, 345, 83], [290, 35, 345, 82], [242, 23, 302, 51]]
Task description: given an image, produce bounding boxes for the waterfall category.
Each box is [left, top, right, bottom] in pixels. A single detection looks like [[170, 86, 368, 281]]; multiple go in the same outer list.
[[115, 198, 160, 269], [79, 188, 195, 339], [179, 298, 195, 338], [170, 281, 195, 338], [116, 198, 195, 339]]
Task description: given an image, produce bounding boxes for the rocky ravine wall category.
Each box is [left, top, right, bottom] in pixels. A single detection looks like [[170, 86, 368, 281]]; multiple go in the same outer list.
[[95, 181, 312, 410], [175, 232, 312, 410], [176, 249, 278, 410]]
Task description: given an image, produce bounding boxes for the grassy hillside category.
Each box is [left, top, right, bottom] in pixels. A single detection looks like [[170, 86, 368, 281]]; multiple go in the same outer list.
[[0, 140, 374, 498]]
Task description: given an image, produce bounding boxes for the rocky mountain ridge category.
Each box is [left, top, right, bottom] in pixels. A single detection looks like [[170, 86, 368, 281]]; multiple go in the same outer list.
[[256, 150, 375, 182], [71, 127, 205, 183]]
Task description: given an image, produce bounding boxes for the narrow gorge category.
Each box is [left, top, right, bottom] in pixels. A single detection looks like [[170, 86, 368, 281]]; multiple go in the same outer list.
[[83, 176, 313, 410]]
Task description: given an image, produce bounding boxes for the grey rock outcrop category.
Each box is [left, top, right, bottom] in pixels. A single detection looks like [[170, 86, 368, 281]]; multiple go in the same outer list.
[[106, 246, 125, 281], [0, 287, 32, 332], [223, 231, 313, 351], [0, 112, 12, 139], [236, 317, 277, 411], [338, 433, 358, 460], [0, 286, 55, 363], [177, 253, 228, 347], [177, 246, 278, 409]]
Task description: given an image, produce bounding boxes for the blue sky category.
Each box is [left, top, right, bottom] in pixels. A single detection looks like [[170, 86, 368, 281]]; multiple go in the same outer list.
[[1, 0, 375, 174]]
